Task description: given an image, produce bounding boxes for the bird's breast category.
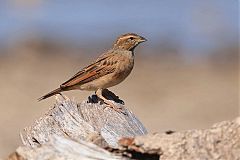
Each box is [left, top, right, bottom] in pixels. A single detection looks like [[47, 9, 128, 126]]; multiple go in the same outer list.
[[111, 57, 134, 84]]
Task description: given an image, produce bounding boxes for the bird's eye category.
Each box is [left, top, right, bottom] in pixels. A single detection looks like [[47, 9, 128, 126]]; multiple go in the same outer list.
[[129, 37, 134, 40]]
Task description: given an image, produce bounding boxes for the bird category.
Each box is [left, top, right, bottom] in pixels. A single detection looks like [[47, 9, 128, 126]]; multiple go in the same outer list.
[[38, 33, 147, 113]]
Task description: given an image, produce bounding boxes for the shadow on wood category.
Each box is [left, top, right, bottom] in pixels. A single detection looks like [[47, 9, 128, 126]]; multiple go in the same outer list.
[[5, 91, 240, 160]]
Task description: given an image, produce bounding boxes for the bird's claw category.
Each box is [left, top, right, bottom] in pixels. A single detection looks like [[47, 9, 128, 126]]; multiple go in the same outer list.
[[103, 101, 126, 115]]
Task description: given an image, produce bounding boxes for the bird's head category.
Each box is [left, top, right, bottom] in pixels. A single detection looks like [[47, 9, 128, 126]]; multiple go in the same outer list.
[[113, 33, 147, 51]]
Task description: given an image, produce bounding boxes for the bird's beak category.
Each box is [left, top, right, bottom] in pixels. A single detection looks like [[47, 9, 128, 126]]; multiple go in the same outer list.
[[138, 36, 147, 42]]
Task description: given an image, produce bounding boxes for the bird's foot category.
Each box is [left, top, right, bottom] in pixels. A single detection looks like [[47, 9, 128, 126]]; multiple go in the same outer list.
[[105, 103, 126, 115], [103, 100, 126, 115], [96, 88, 126, 115]]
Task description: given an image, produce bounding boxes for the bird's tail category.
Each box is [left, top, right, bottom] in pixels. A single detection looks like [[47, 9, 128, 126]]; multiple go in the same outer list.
[[38, 88, 62, 101]]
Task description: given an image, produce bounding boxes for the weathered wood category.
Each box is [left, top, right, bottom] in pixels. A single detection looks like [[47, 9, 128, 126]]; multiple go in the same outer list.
[[17, 136, 123, 160], [118, 117, 240, 160], [11, 117, 240, 160], [6, 91, 240, 160], [20, 90, 148, 149]]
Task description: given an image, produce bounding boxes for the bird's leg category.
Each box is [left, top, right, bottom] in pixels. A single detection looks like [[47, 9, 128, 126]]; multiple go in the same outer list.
[[96, 88, 123, 113]]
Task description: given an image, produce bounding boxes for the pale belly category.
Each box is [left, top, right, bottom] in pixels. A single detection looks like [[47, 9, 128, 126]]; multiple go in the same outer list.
[[79, 63, 133, 91]]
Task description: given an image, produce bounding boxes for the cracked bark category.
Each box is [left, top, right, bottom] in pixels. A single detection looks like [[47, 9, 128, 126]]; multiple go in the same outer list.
[[5, 91, 240, 160]]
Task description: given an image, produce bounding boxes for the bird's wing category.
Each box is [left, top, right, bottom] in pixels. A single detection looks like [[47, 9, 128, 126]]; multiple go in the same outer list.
[[60, 53, 117, 88]]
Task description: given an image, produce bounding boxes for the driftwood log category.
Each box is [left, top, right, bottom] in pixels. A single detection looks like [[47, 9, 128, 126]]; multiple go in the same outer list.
[[6, 90, 240, 160]]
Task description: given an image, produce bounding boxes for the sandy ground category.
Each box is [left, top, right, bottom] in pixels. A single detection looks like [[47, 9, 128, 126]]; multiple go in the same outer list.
[[0, 48, 238, 157]]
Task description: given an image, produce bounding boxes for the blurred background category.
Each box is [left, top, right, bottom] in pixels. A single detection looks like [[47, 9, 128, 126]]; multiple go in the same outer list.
[[0, 0, 238, 157]]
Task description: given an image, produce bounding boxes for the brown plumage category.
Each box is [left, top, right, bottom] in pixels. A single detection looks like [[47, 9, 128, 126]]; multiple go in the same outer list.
[[38, 33, 146, 112]]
